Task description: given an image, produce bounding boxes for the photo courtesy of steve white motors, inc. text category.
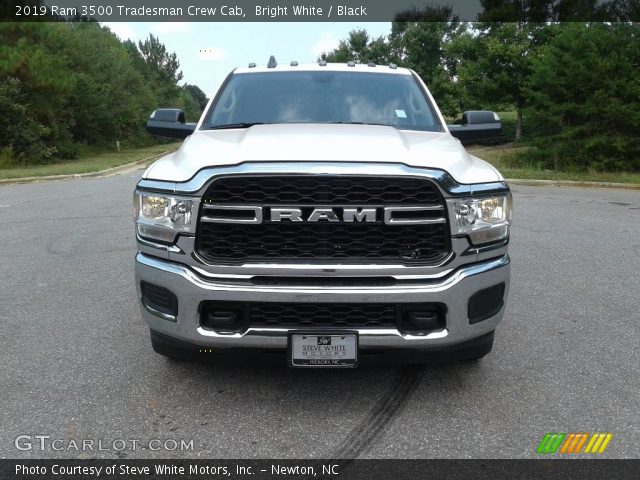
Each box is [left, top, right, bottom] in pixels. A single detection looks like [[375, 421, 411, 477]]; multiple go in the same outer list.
[[15, 463, 338, 477]]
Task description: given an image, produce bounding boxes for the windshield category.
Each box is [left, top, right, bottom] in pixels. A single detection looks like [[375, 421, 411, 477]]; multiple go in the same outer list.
[[203, 71, 444, 132]]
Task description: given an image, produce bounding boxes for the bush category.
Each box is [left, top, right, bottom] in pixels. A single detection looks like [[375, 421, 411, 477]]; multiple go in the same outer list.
[[0, 23, 205, 166], [524, 23, 640, 172], [0, 76, 58, 164], [469, 116, 517, 146]]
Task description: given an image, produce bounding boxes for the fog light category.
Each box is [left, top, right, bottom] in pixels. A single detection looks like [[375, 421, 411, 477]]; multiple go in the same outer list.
[[207, 310, 239, 327], [400, 305, 445, 334], [200, 302, 247, 333]]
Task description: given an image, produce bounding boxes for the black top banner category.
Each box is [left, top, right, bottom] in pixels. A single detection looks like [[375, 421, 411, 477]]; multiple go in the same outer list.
[[3, 0, 640, 22]]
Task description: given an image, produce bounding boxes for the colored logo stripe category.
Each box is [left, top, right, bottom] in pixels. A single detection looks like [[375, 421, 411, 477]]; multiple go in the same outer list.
[[560, 433, 589, 454], [584, 433, 613, 454], [537, 433, 566, 453], [538, 433, 613, 454]]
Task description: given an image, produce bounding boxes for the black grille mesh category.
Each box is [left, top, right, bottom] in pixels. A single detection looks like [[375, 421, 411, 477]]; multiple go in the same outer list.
[[249, 303, 397, 328], [196, 176, 450, 264], [203, 176, 442, 205], [198, 222, 449, 262]]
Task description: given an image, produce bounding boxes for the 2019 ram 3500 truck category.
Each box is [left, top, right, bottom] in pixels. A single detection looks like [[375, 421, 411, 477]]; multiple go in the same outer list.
[[134, 58, 512, 367]]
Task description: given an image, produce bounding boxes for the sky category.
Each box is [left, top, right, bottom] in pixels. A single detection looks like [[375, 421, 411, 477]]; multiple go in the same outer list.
[[103, 22, 392, 95]]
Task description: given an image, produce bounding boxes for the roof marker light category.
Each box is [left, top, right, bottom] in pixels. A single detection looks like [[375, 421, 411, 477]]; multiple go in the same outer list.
[[248, 62, 256, 68], [389, 63, 397, 69], [318, 60, 327, 66], [290, 61, 298, 66], [347, 61, 355, 67]]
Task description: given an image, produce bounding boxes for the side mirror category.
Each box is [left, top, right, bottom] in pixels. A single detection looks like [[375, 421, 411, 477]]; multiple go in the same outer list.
[[448, 111, 502, 143], [146, 109, 196, 139]]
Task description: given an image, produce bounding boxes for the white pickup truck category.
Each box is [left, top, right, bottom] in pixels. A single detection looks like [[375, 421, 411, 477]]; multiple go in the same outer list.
[[134, 58, 512, 367]]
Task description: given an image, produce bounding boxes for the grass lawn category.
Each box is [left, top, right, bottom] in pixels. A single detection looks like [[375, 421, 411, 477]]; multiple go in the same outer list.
[[468, 145, 640, 185], [0, 143, 179, 180]]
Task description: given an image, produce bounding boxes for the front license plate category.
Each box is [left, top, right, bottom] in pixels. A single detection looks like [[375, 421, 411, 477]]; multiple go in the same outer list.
[[289, 333, 358, 367]]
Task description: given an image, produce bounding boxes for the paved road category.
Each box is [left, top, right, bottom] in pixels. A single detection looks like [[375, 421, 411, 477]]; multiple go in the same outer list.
[[1, 171, 639, 459]]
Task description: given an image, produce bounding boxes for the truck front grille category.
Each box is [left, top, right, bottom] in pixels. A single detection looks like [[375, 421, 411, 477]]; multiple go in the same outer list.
[[196, 175, 451, 264], [250, 303, 397, 328]]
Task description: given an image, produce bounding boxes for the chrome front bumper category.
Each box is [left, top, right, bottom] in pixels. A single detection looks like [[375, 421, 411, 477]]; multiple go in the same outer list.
[[135, 253, 510, 350]]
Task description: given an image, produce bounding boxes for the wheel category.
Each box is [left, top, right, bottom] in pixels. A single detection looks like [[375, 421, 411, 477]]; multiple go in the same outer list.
[[150, 330, 196, 361]]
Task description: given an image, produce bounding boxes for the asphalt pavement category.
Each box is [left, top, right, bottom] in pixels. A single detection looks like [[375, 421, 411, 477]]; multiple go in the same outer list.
[[1, 171, 639, 459]]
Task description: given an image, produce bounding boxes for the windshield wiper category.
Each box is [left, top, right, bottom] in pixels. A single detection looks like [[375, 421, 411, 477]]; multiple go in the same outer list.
[[209, 121, 392, 129], [325, 121, 391, 127], [208, 122, 267, 130]]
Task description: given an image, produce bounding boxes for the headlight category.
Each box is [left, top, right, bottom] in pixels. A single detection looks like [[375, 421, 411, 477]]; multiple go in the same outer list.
[[447, 193, 512, 245], [134, 191, 199, 243]]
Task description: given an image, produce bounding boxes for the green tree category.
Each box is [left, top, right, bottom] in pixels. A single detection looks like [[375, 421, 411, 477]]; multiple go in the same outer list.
[[0, 22, 76, 159], [476, 0, 554, 22], [0, 22, 205, 163], [174, 88, 202, 122], [138, 33, 183, 84], [389, 6, 462, 116], [65, 22, 156, 149], [0, 76, 56, 162], [389, 5, 459, 85], [525, 23, 640, 171], [184, 83, 209, 111], [319, 29, 392, 64], [450, 21, 554, 139], [135, 33, 184, 111], [477, 0, 637, 21]]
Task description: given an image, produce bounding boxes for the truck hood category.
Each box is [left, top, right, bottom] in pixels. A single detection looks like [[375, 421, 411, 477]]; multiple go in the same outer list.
[[144, 124, 502, 185]]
